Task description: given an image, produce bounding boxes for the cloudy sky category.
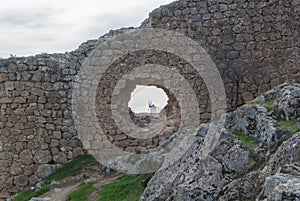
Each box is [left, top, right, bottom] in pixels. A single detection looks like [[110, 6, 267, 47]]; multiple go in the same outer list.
[[0, 0, 174, 58], [128, 85, 169, 113]]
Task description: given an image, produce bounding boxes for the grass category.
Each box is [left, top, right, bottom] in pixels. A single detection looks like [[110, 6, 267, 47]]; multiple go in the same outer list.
[[277, 120, 299, 134], [12, 186, 50, 201], [13, 156, 151, 201], [232, 131, 261, 150], [261, 99, 274, 111], [45, 155, 99, 181], [249, 97, 274, 112], [67, 182, 96, 201], [98, 174, 153, 201]]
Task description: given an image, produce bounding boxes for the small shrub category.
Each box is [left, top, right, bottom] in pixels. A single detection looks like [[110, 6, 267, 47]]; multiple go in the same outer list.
[[249, 97, 274, 112], [277, 120, 299, 134], [262, 99, 274, 111], [233, 131, 261, 150]]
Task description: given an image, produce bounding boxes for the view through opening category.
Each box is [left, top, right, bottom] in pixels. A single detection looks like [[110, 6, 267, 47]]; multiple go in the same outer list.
[[128, 85, 169, 114]]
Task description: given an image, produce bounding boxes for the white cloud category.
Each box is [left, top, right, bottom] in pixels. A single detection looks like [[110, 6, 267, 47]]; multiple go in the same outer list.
[[0, 0, 173, 58], [129, 85, 169, 113]]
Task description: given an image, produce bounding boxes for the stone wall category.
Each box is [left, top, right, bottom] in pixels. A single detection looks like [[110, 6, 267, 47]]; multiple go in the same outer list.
[[142, 0, 299, 106], [0, 0, 299, 198]]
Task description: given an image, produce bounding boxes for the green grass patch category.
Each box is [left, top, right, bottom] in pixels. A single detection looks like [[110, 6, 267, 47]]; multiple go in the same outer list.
[[45, 155, 99, 181], [277, 120, 299, 134], [249, 97, 274, 112], [233, 131, 261, 150], [67, 182, 96, 201], [12, 186, 50, 201], [98, 174, 152, 201], [262, 99, 274, 111], [248, 99, 274, 111]]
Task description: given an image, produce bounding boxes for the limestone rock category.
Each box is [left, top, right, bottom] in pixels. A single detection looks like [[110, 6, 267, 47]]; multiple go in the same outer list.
[[141, 127, 257, 201], [219, 171, 265, 201], [142, 85, 299, 201], [225, 104, 279, 145], [260, 174, 300, 201], [273, 84, 300, 121], [263, 132, 300, 176]]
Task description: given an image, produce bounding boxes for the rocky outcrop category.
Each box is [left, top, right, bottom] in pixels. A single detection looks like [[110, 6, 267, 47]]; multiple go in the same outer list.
[[260, 174, 300, 201], [142, 83, 300, 201]]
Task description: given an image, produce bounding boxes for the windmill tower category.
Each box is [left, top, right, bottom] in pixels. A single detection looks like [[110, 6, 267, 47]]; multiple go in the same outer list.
[[148, 100, 157, 113]]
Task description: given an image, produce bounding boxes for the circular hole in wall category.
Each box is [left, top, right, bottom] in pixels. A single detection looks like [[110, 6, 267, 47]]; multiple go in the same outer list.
[[128, 85, 169, 114]]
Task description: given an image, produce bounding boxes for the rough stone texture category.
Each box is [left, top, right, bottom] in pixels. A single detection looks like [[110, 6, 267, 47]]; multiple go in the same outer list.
[[225, 104, 279, 144], [273, 84, 300, 121], [141, 0, 300, 106], [253, 83, 300, 121], [0, 0, 299, 198], [141, 128, 262, 201], [220, 131, 300, 201], [142, 84, 299, 201], [263, 131, 300, 177], [260, 174, 300, 201]]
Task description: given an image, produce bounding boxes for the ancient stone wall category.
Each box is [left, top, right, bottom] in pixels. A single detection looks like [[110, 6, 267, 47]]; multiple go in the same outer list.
[[0, 0, 299, 198], [142, 0, 299, 105]]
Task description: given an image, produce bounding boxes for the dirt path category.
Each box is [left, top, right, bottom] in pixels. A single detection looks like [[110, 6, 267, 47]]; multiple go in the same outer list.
[[94, 172, 124, 189], [39, 183, 80, 201], [35, 172, 124, 201]]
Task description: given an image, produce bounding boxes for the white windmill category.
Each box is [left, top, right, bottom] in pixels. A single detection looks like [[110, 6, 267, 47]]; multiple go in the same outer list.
[[148, 100, 157, 113]]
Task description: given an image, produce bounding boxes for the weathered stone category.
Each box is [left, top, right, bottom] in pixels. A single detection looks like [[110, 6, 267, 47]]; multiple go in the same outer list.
[[23, 165, 35, 176], [0, 97, 12, 104], [0, 152, 13, 160], [53, 153, 67, 164], [264, 132, 300, 176], [142, 85, 299, 201], [261, 174, 300, 201], [222, 35, 235, 45], [73, 147, 84, 158], [241, 15, 251, 25], [10, 162, 22, 175], [219, 4, 228, 12], [14, 175, 28, 187], [28, 141, 39, 150], [52, 131, 61, 139], [19, 149, 33, 165], [36, 164, 58, 179], [34, 150, 52, 164], [273, 84, 300, 121], [31, 88, 44, 96], [114, 134, 128, 141]]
